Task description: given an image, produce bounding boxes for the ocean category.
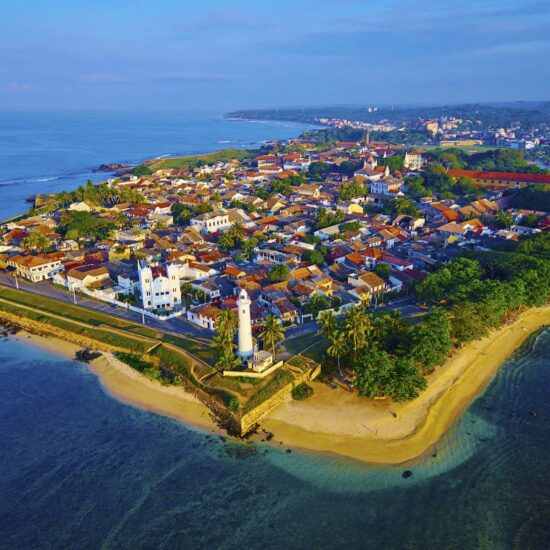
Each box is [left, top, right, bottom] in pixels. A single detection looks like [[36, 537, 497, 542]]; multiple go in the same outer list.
[[0, 111, 317, 220], [1, 112, 549, 549], [1, 330, 549, 549]]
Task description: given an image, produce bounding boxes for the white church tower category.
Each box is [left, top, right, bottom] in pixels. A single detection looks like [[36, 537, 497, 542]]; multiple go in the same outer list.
[[237, 288, 254, 359], [138, 261, 181, 312]]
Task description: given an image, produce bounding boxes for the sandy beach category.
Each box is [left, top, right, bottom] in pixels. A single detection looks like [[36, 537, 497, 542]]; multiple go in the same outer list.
[[13, 330, 82, 359], [89, 354, 221, 434], [9, 329, 220, 434], [10, 305, 550, 465], [262, 306, 550, 464]]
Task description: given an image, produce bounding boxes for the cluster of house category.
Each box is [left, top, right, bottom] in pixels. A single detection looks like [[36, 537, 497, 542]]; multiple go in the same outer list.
[[321, 113, 548, 152], [1, 135, 549, 332]]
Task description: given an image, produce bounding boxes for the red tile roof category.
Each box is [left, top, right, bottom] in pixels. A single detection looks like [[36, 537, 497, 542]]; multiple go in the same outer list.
[[447, 169, 550, 185]]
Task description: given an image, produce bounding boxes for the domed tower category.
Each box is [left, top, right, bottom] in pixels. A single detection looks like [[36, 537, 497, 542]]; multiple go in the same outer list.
[[237, 288, 254, 359]]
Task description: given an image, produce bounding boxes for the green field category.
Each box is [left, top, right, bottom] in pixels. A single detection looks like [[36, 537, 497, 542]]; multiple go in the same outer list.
[[150, 148, 252, 170], [0, 286, 213, 360]]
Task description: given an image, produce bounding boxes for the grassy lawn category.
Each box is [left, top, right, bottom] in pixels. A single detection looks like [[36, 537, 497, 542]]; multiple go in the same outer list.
[[161, 333, 215, 366], [284, 331, 325, 355], [0, 298, 150, 353], [0, 287, 213, 359], [150, 148, 251, 170], [0, 287, 131, 329]]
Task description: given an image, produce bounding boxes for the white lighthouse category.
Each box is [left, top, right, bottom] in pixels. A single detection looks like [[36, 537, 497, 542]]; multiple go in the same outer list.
[[237, 288, 254, 359]]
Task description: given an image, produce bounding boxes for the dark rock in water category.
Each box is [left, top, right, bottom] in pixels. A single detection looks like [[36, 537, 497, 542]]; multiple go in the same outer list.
[[75, 349, 101, 363], [0, 322, 21, 336], [402, 470, 413, 479], [224, 444, 258, 459], [529, 410, 537, 417], [286, 449, 292, 454], [93, 163, 129, 173]]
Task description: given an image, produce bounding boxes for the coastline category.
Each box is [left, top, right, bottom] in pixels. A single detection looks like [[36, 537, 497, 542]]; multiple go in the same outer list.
[[8, 305, 550, 465], [88, 353, 221, 434], [260, 306, 550, 464], [8, 328, 221, 435]]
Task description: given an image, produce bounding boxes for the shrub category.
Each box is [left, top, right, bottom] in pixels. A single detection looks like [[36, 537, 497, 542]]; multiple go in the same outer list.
[[291, 383, 313, 401]]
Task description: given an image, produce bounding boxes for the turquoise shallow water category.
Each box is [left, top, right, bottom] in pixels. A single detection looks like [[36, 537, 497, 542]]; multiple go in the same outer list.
[[1, 330, 549, 549]]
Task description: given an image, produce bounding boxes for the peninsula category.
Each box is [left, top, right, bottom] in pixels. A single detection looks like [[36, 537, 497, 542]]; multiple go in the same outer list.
[[1, 104, 550, 464]]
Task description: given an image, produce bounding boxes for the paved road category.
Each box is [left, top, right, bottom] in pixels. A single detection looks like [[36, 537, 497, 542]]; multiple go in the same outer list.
[[0, 273, 423, 345], [0, 273, 212, 340], [379, 297, 424, 317]]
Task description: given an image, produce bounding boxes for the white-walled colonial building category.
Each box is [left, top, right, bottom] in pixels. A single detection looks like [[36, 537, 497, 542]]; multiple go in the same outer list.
[[404, 150, 426, 171], [138, 261, 182, 311], [190, 209, 231, 234]]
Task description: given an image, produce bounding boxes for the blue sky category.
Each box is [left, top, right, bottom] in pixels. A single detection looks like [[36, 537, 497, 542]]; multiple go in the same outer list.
[[2, 0, 549, 111]]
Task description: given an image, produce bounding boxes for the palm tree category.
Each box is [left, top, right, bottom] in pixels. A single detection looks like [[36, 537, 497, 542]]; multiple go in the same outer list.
[[214, 309, 238, 340], [327, 331, 348, 377], [260, 313, 285, 360], [213, 310, 239, 369], [215, 348, 241, 372], [318, 310, 337, 341], [344, 306, 371, 359], [217, 231, 234, 251], [21, 231, 50, 253], [229, 222, 245, 245]]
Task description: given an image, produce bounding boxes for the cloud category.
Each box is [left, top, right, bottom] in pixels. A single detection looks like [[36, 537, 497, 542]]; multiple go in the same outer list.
[[78, 72, 247, 84], [176, 9, 261, 32], [5, 82, 32, 93], [459, 40, 550, 58]]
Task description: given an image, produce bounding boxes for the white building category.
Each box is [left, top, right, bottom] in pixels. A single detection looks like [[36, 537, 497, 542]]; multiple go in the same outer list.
[[8, 252, 65, 282], [404, 150, 426, 171], [237, 288, 254, 359], [190, 209, 231, 234], [138, 261, 182, 311], [370, 178, 403, 196]]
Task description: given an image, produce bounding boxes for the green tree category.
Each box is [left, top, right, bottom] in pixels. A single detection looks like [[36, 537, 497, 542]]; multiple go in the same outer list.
[[242, 237, 258, 261], [269, 264, 290, 282], [133, 165, 152, 177], [494, 210, 514, 229], [344, 306, 371, 359], [215, 309, 238, 339], [302, 249, 325, 266], [387, 196, 419, 217], [217, 231, 235, 251], [172, 203, 193, 225], [318, 309, 338, 341], [327, 330, 348, 377], [260, 313, 285, 360], [409, 307, 452, 373], [21, 231, 50, 252], [215, 348, 241, 372], [213, 310, 239, 371], [58, 211, 116, 242], [378, 154, 405, 172]]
